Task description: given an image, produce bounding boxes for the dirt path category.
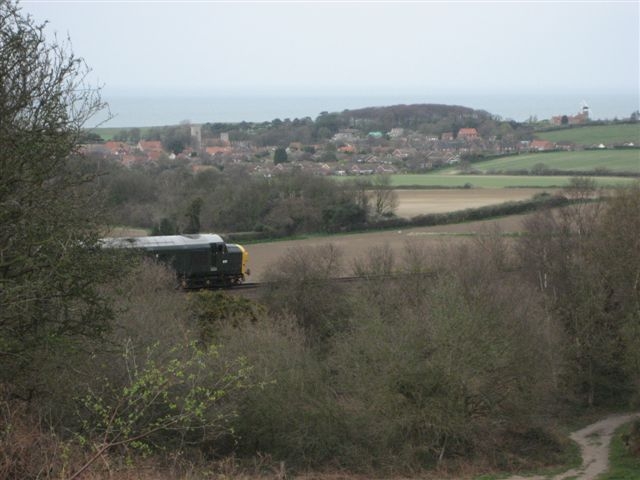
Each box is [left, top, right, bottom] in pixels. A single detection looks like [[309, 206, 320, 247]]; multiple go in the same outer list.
[[506, 413, 640, 480]]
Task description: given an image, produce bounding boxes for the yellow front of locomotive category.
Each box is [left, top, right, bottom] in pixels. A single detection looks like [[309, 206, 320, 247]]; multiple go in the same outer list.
[[236, 244, 250, 281]]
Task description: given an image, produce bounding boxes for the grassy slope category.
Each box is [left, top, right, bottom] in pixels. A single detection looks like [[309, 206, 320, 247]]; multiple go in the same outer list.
[[463, 150, 640, 174], [597, 421, 640, 480], [535, 124, 640, 146]]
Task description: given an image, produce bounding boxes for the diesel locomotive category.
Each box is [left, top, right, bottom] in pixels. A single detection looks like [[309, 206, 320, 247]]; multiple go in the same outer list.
[[102, 234, 249, 288]]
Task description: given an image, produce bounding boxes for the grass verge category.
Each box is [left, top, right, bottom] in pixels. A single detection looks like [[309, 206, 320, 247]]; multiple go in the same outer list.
[[598, 420, 640, 480], [473, 439, 581, 480]]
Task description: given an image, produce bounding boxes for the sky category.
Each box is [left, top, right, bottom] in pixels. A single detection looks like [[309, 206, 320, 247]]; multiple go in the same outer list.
[[20, 1, 640, 97]]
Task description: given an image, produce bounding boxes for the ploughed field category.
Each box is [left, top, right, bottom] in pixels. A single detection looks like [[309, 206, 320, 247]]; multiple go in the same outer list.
[[392, 187, 555, 217], [246, 188, 543, 281]]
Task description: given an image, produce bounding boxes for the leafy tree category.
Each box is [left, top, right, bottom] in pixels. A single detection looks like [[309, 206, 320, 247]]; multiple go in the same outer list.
[[80, 131, 103, 143], [161, 124, 190, 154], [73, 341, 251, 479], [0, 1, 126, 388], [128, 126, 141, 143], [113, 129, 129, 141]]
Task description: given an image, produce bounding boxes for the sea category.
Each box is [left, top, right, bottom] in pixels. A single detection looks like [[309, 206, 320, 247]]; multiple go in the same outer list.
[[89, 91, 640, 129]]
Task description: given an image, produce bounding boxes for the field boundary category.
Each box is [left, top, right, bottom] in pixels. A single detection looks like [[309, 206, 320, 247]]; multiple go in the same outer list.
[[226, 193, 571, 243]]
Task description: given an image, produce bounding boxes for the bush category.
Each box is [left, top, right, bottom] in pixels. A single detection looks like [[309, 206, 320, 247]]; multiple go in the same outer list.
[[224, 240, 561, 474], [329, 267, 558, 470], [216, 315, 345, 467], [260, 244, 352, 342], [188, 290, 266, 343]]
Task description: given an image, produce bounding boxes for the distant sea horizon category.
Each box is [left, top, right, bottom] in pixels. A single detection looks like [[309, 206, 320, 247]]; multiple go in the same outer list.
[[89, 90, 640, 129]]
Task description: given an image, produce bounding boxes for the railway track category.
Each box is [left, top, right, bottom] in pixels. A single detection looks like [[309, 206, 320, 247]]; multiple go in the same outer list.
[[224, 271, 440, 295]]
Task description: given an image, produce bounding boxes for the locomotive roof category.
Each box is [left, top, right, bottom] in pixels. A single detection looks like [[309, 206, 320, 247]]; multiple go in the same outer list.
[[101, 234, 225, 250]]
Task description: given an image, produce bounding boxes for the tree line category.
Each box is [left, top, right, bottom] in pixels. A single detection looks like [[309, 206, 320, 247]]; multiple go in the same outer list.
[[98, 157, 397, 237]]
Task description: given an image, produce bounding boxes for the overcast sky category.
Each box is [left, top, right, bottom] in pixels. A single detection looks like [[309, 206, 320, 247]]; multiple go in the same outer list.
[[21, 1, 640, 98]]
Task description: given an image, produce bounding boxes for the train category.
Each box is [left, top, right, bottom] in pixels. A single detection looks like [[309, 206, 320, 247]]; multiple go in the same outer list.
[[101, 234, 249, 289]]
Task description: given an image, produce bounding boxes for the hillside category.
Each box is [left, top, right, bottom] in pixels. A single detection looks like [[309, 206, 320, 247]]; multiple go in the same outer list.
[[535, 124, 640, 146], [335, 103, 494, 130], [458, 149, 640, 175]]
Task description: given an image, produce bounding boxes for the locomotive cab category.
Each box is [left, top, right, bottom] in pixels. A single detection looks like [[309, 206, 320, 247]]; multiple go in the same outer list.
[[101, 234, 248, 289]]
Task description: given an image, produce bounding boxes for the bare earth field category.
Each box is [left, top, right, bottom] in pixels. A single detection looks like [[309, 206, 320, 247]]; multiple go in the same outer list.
[[393, 188, 557, 218], [246, 214, 529, 282], [246, 189, 547, 281], [109, 189, 552, 282]]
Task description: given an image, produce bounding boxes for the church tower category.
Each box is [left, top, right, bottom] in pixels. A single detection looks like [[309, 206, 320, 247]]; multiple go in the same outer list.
[[190, 124, 202, 150]]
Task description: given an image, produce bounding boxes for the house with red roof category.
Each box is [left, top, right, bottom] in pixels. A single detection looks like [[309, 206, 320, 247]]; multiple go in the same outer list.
[[530, 140, 556, 152], [457, 128, 479, 140], [137, 140, 164, 153], [104, 141, 130, 156], [205, 146, 232, 156]]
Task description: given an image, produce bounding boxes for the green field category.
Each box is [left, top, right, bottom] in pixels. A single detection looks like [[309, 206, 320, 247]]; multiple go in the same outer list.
[[461, 149, 640, 174], [536, 124, 640, 146], [387, 174, 638, 189]]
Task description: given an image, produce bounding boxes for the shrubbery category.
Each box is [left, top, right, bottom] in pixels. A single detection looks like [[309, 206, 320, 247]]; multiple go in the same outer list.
[[4, 187, 639, 478], [213, 236, 562, 473]]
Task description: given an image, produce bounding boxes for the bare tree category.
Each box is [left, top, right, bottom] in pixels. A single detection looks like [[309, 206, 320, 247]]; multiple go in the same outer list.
[[261, 244, 351, 341], [518, 184, 640, 407], [371, 174, 398, 218]]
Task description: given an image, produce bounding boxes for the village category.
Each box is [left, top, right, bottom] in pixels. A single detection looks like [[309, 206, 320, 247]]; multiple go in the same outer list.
[[83, 102, 619, 177]]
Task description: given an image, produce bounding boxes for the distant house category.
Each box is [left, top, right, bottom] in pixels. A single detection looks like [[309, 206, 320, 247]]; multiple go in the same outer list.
[[351, 165, 374, 175], [551, 113, 589, 126], [551, 104, 590, 126], [137, 140, 164, 152], [338, 144, 356, 153], [205, 146, 232, 156], [392, 149, 411, 159], [333, 129, 360, 143], [441, 132, 454, 141], [376, 165, 396, 174], [457, 128, 479, 140], [530, 140, 556, 152], [104, 141, 130, 156]]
